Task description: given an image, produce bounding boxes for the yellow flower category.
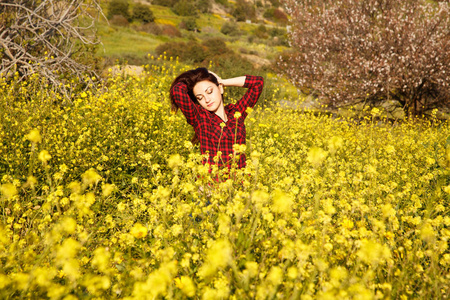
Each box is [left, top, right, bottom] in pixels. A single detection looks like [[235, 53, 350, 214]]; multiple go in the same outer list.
[[102, 183, 116, 197], [357, 239, 391, 266], [328, 136, 343, 153], [130, 223, 147, 239], [82, 168, 102, 186], [266, 266, 283, 286], [0, 183, 17, 199], [168, 154, 183, 169], [91, 247, 111, 273], [307, 147, 328, 166], [371, 107, 380, 116], [174, 276, 196, 297], [341, 218, 354, 230], [271, 189, 293, 214], [234, 111, 242, 119], [26, 129, 42, 143], [60, 217, 77, 234], [38, 150, 52, 163], [420, 223, 435, 242], [245, 261, 259, 278], [198, 239, 233, 278]]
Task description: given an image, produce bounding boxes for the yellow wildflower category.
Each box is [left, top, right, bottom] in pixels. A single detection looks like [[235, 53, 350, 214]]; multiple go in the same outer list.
[[174, 276, 196, 297], [38, 150, 52, 163], [26, 129, 42, 143]]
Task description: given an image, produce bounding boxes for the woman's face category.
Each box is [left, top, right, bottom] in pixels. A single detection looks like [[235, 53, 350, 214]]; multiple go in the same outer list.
[[193, 80, 224, 113]]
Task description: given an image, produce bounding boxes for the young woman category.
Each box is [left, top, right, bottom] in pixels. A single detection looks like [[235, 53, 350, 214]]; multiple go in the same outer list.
[[170, 67, 264, 169]]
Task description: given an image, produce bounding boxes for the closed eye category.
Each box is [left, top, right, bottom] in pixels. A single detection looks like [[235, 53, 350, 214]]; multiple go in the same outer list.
[[196, 87, 213, 101]]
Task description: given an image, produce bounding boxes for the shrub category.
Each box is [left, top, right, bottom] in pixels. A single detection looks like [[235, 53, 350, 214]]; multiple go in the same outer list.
[[107, 0, 130, 21], [196, 0, 212, 13], [185, 43, 209, 63], [132, 3, 155, 24], [269, 27, 287, 38], [161, 24, 182, 37], [280, 0, 450, 116], [202, 37, 230, 56], [268, 27, 289, 46], [152, 0, 177, 6], [220, 21, 240, 36], [109, 14, 129, 27], [179, 17, 198, 32], [155, 41, 208, 63], [134, 23, 163, 35], [172, 1, 197, 16], [253, 24, 268, 39], [264, 8, 288, 24], [268, 0, 280, 8], [232, 0, 256, 21], [215, 0, 228, 6], [272, 8, 288, 24]]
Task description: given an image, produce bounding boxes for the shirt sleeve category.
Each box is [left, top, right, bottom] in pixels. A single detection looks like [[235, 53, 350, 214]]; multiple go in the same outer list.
[[171, 82, 199, 126], [233, 75, 264, 118]]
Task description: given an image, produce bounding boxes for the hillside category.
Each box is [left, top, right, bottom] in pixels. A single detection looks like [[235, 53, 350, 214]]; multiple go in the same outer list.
[[96, 0, 290, 72]]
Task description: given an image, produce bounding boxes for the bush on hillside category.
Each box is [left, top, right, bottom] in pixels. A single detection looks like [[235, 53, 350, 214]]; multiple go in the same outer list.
[[172, 1, 197, 16], [268, 27, 289, 46], [134, 23, 163, 35], [155, 41, 208, 63], [220, 21, 240, 36], [107, 0, 130, 21], [179, 17, 198, 32], [109, 14, 129, 27], [152, 0, 177, 6], [132, 3, 155, 24], [268, 0, 281, 8], [263, 7, 288, 24], [155, 38, 246, 69], [202, 37, 230, 56], [196, 0, 212, 13], [161, 25, 182, 37], [215, 0, 228, 6], [233, 0, 256, 21], [253, 24, 269, 39]]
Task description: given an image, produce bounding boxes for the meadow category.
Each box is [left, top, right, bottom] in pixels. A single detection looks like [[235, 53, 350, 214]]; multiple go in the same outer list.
[[0, 59, 449, 299]]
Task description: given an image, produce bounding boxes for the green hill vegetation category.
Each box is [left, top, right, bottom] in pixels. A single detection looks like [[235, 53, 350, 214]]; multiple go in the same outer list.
[[97, 0, 290, 73]]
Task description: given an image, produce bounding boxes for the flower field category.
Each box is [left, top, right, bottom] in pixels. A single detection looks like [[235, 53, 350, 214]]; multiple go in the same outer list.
[[1, 60, 449, 299]]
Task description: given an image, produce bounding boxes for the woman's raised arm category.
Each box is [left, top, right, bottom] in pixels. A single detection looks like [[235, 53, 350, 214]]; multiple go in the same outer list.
[[231, 75, 264, 117]]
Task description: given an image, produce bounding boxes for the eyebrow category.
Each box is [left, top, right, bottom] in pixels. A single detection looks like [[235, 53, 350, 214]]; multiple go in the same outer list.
[[195, 86, 213, 97]]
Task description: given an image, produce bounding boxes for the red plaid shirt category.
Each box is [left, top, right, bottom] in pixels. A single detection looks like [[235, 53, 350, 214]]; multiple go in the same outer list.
[[171, 75, 264, 168]]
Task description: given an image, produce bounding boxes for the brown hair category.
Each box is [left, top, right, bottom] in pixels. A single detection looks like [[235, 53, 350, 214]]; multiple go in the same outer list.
[[169, 68, 221, 144], [169, 67, 220, 113]]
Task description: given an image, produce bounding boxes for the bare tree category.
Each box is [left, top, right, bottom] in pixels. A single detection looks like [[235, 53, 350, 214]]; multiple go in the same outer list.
[[0, 0, 103, 98], [280, 0, 450, 117]]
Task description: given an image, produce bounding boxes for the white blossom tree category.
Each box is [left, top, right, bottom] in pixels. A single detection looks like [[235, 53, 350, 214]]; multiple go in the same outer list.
[[280, 0, 450, 116]]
